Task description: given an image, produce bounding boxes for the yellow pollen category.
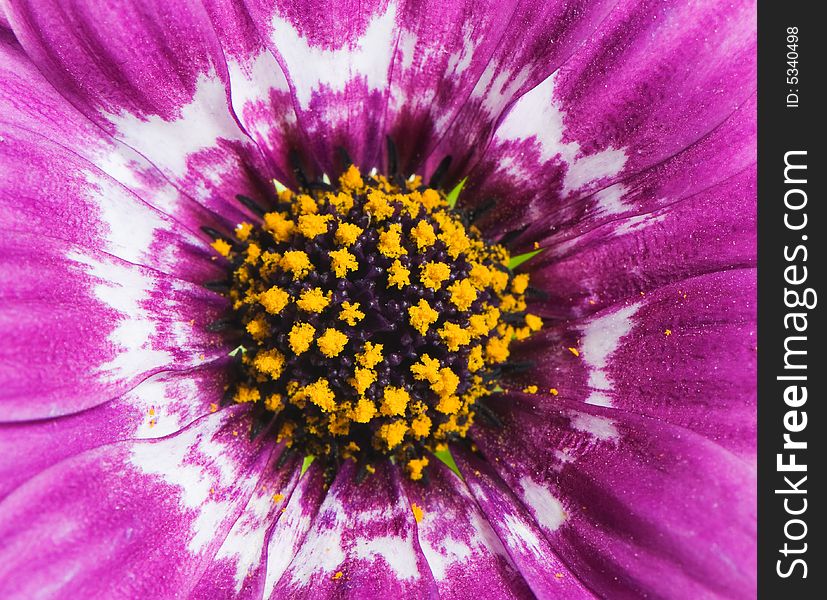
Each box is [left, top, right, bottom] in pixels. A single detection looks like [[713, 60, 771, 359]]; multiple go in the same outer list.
[[407, 458, 429, 482], [485, 336, 510, 363], [665, 329, 672, 336], [408, 299, 439, 334], [568, 347, 580, 357], [387, 260, 411, 289], [245, 243, 261, 264], [410, 414, 431, 438], [329, 248, 358, 277], [436, 394, 461, 415], [438, 220, 471, 258], [550, 388, 559, 396], [411, 502, 424, 522], [525, 314, 543, 331], [273, 493, 285, 503], [332, 571, 344, 581], [378, 420, 407, 449], [410, 220, 436, 250], [420, 262, 451, 290], [297, 213, 332, 238], [211, 238, 232, 257], [339, 164, 364, 192], [235, 385, 260, 404], [522, 385, 538, 394], [265, 394, 283, 411], [378, 224, 407, 258], [350, 367, 376, 395], [447, 278, 478, 311], [335, 222, 363, 246], [288, 322, 316, 354], [338, 301, 365, 325], [317, 328, 348, 357], [253, 349, 285, 379], [357, 342, 384, 368], [304, 378, 336, 412], [469, 262, 492, 288], [380, 386, 410, 417], [297, 287, 331, 313], [351, 397, 377, 423], [235, 222, 253, 241], [295, 194, 318, 214], [259, 286, 290, 315], [490, 269, 509, 292], [364, 189, 395, 221], [420, 188, 442, 210], [245, 316, 268, 341], [511, 273, 529, 294], [263, 212, 295, 242], [411, 354, 441, 383], [280, 250, 312, 279], [467, 346, 484, 372], [329, 191, 354, 215], [432, 367, 459, 398], [438, 322, 472, 351]]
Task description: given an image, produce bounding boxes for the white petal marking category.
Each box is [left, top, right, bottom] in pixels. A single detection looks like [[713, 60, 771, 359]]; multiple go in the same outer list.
[[581, 303, 641, 407], [494, 72, 627, 193]]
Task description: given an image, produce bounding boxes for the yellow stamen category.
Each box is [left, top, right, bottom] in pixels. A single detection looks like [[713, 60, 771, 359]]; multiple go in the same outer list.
[[211, 238, 232, 257], [289, 322, 316, 354], [335, 222, 363, 246], [317, 328, 348, 358], [329, 248, 359, 278], [259, 286, 290, 315], [420, 262, 451, 290], [297, 288, 331, 313], [380, 386, 410, 417], [338, 301, 365, 325], [408, 299, 439, 334], [387, 260, 411, 289]]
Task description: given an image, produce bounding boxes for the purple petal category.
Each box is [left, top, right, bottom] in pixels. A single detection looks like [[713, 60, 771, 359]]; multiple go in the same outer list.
[[0, 233, 226, 421], [4, 0, 274, 223], [527, 168, 756, 321], [189, 452, 302, 599], [0, 367, 226, 500], [0, 407, 279, 598], [0, 38, 234, 238], [451, 449, 597, 598], [511, 269, 756, 458], [401, 461, 534, 599], [471, 1, 755, 222], [269, 461, 437, 598], [470, 393, 756, 598]]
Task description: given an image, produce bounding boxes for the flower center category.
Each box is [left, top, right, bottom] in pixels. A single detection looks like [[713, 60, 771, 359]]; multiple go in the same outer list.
[[205, 164, 542, 481]]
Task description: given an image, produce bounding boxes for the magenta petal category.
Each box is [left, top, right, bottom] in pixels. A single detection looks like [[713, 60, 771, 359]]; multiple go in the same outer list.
[[0, 367, 226, 500], [509, 269, 756, 458], [0, 38, 234, 240], [401, 461, 533, 599], [0, 233, 226, 421], [0, 407, 278, 598], [4, 0, 274, 223], [269, 461, 437, 598], [471, 394, 756, 598], [528, 167, 756, 321], [188, 453, 302, 599], [452, 449, 596, 598]]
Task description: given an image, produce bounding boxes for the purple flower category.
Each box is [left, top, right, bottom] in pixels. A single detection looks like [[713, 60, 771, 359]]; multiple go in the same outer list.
[[0, 0, 756, 598]]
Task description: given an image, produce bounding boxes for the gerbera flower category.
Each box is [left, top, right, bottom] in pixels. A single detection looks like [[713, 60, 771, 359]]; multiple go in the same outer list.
[[0, 0, 755, 597]]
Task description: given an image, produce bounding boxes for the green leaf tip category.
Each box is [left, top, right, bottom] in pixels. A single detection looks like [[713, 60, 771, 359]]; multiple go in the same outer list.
[[446, 177, 467, 209], [300, 455, 315, 476], [433, 447, 463, 479], [508, 248, 543, 270]]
